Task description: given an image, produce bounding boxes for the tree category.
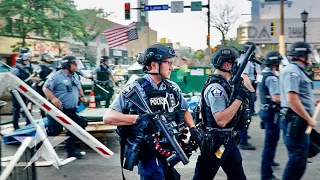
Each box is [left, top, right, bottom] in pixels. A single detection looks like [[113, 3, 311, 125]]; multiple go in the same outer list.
[[194, 50, 205, 60], [210, 4, 239, 46], [73, 8, 112, 59], [0, 0, 80, 52]]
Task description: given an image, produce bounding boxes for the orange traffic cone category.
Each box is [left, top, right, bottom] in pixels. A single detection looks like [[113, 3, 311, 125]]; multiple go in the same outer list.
[[89, 91, 96, 108]]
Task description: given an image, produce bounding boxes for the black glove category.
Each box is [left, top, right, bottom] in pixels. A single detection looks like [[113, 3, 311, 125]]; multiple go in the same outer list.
[[236, 86, 247, 101], [135, 114, 155, 131], [190, 127, 203, 145]]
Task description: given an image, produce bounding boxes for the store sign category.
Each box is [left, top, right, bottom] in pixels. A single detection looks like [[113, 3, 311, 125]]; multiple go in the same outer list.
[[237, 20, 320, 44], [288, 27, 303, 38], [238, 25, 272, 43]]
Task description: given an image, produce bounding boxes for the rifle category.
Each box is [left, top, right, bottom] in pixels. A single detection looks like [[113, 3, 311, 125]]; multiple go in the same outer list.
[[228, 45, 261, 105], [122, 86, 189, 167]]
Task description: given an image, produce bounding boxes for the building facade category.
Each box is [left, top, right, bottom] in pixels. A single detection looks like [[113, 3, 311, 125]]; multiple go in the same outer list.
[[237, 0, 320, 54]]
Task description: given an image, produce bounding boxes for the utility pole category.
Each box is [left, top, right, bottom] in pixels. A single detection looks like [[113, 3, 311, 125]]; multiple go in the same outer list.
[[279, 0, 285, 55], [207, 0, 210, 47]]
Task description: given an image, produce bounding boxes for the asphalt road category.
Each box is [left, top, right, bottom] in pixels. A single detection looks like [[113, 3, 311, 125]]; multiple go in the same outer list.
[[1, 100, 319, 180]]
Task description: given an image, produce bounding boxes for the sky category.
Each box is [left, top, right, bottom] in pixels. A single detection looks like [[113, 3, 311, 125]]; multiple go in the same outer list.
[[73, 0, 252, 50]]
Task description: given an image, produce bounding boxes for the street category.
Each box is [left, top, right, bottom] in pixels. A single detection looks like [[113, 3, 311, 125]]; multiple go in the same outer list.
[[1, 99, 320, 180]]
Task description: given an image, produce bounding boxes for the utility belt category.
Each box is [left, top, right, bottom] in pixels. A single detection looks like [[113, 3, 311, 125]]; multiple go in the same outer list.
[[280, 107, 308, 137], [261, 103, 280, 112], [200, 127, 235, 157], [61, 107, 77, 114]]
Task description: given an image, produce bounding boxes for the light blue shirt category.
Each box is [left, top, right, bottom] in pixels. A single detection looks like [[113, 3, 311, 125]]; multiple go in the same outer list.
[[238, 55, 260, 80], [204, 82, 229, 115], [43, 69, 81, 109], [110, 74, 189, 112], [280, 63, 314, 114], [262, 67, 280, 96]]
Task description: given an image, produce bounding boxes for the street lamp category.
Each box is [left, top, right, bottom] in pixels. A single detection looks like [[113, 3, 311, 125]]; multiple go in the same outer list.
[[301, 10, 309, 42]]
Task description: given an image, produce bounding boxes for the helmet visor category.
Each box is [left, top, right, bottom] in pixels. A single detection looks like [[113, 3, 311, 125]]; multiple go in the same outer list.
[[73, 60, 84, 70], [311, 49, 320, 64]]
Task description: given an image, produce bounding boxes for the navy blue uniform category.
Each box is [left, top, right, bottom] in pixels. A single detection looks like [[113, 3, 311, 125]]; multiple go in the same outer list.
[[193, 75, 246, 180], [259, 67, 280, 179], [10, 64, 32, 130], [110, 74, 188, 180]]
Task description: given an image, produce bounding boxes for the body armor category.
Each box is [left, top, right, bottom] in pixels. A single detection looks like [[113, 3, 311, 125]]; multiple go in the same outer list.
[[200, 74, 235, 128], [97, 65, 110, 82], [200, 74, 251, 130], [16, 65, 31, 81], [39, 64, 53, 80], [259, 71, 275, 106]]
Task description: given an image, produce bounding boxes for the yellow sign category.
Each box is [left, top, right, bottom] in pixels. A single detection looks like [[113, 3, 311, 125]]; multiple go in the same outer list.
[[176, 42, 180, 46], [160, 38, 166, 44]]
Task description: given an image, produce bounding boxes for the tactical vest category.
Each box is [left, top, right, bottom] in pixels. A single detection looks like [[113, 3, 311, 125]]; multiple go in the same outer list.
[[200, 74, 237, 129], [259, 71, 275, 106], [16, 65, 31, 81], [39, 64, 53, 79], [117, 78, 184, 141], [97, 65, 110, 81]]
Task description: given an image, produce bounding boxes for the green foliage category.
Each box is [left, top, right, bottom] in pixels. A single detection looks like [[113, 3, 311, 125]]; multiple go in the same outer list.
[[73, 8, 112, 46], [0, 0, 80, 51], [223, 38, 242, 50], [194, 50, 205, 60]]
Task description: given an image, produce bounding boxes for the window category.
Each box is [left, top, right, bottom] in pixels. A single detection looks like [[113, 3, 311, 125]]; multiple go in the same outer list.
[[5, 18, 12, 33], [35, 25, 44, 37]]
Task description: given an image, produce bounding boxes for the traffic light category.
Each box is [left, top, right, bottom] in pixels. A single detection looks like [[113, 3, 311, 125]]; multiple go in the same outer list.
[[270, 22, 275, 36], [125, 3, 130, 20], [206, 34, 210, 46]]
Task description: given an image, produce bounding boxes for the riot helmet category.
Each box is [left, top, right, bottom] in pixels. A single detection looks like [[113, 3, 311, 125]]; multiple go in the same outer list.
[[242, 42, 256, 52], [138, 44, 175, 74], [16, 47, 33, 63], [40, 53, 55, 62], [60, 56, 84, 72], [211, 47, 239, 73], [242, 42, 262, 59], [100, 56, 109, 64], [263, 51, 282, 67], [287, 41, 312, 65]]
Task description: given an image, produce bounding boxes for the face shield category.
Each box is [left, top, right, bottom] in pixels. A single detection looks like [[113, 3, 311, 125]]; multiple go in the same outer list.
[[254, 46, 263, 60], [72, 60, 84, 70], [311, 49, 320, 64]]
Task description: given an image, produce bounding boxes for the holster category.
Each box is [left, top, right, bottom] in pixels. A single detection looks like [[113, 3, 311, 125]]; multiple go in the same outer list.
[[281, 108, 305, 138], [123, 138, 141, 171], [200, 130, 232, 156]]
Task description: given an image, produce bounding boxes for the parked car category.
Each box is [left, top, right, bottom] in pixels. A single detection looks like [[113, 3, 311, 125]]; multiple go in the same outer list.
[[0, 61, 11, 72], [78, 59, 95, 93]]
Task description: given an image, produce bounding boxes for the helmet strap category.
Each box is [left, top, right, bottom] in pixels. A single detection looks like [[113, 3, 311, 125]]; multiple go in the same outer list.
[[293, 57, 309, 66]]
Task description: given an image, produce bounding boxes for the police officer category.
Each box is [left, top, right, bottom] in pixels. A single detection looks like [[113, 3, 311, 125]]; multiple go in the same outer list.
[[103, 44, 202, 180], [279, 41, 317, 180], [36, 53, 55, 117], [43, 56, 88, 159], [93, 56, 115, 107], [10, 47, 36, 130], [259, 51, 282, 180], [193, 47, 247, 180], [237, 42, 258, 150]]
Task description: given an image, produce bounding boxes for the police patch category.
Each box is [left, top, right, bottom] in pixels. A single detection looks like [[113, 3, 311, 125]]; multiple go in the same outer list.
[[211, 88, 223, 97], [122, 84, 133, 95], [290, 72, 299, 79]]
